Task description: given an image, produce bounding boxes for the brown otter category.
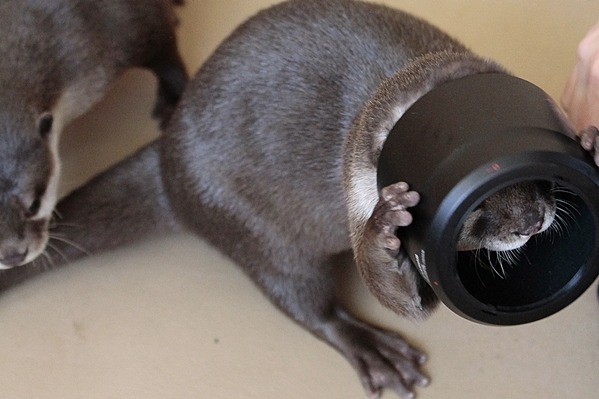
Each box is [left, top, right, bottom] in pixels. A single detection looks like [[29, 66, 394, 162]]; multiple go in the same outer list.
[[0, 1, 581, 398], [0, 0, 188, 269], [457, 181, 556, 252]]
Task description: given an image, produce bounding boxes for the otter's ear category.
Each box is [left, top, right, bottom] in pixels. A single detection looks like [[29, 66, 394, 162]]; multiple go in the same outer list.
[[38, 113, 53, 138]]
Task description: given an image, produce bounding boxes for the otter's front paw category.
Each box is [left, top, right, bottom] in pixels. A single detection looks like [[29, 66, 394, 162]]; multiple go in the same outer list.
[[579, 126, 599, 166], [371, 182, 420, 258]]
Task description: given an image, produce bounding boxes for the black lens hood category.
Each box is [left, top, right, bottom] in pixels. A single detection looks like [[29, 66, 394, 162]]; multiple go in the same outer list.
[[377, 73, 599, 325]]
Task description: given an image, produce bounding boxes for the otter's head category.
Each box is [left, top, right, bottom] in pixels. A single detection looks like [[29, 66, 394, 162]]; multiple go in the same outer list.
[[457, 181, 556, 252], [0, 105, 60, 269]]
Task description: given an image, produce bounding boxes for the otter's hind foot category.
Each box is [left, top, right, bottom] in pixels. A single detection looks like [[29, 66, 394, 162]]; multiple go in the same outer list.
[[329, 308, 429, 399]]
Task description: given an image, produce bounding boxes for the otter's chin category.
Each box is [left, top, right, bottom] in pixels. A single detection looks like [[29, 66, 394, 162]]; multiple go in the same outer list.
[[482, 239, 530, 252], [455, 242, 480, 252], [456, 236, 531, 252]]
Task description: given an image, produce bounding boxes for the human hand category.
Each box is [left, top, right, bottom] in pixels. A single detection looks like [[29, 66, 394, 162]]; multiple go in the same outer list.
[[561, 20, 599, 132]]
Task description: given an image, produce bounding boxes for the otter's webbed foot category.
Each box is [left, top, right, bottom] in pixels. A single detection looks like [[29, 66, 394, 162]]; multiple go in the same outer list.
[[579, 125, 599, 166], [370, 182, 420, 258], [327, 308, 429, 399]]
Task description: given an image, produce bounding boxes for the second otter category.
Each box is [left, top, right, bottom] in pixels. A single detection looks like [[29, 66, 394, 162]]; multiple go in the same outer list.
[[0, 0, 188, 268]]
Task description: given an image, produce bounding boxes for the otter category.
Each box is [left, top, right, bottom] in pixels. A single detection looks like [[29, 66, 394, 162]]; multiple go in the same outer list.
[[457, 181, 556, 252], [0, 1, 582, 398], [0, 0, 188, 269]]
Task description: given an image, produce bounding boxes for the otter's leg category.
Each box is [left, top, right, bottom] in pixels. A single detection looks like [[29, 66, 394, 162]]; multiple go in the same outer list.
[[246, 251, 429, 399], [145, 47, 189, 129], [353, 182, 438, 319], [181, 202, 429, 399], [0, 141, 181, 292]]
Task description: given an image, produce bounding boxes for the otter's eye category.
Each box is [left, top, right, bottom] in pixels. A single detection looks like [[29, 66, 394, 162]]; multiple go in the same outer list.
[[26, 185, 46, 218], [38, 114, 53, 138], [27, 198, 42, 218]]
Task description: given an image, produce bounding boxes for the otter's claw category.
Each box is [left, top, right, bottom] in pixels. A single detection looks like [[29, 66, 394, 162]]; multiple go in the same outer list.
[[371, 182, 420, 257]]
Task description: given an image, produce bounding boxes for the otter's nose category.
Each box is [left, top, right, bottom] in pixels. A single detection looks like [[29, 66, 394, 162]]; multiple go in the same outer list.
[[514, 221, 542, 237], [0, 248, 28, 267]]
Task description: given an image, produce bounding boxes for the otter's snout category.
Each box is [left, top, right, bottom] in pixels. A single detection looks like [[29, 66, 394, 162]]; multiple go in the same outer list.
[[513, 214, 543, 237], [457, 181, 556, 252], [0, 245, 28, 268], [0, 207, 50, 269]]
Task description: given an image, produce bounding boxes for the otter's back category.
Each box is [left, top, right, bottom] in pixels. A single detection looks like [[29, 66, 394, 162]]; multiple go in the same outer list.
[[164, 0, 467, 247]]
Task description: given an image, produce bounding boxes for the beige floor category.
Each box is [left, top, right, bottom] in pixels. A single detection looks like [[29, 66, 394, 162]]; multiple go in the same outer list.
[[1, 1, 598, 398]]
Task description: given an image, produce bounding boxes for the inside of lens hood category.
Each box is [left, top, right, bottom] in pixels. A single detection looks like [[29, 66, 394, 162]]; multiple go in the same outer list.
[[455, 184, 595, 310], [419, 156, 599, 325]]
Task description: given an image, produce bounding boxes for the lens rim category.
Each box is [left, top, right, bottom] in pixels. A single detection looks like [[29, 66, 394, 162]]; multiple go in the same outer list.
[[422, 151, 599, 325]]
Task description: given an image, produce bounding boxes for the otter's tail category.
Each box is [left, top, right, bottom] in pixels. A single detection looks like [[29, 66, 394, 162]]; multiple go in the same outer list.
[[52, 141, 181, 261]]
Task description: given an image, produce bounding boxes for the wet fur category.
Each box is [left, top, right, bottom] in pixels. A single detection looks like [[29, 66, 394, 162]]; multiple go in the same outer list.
[[0, 1, 574, 398]]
